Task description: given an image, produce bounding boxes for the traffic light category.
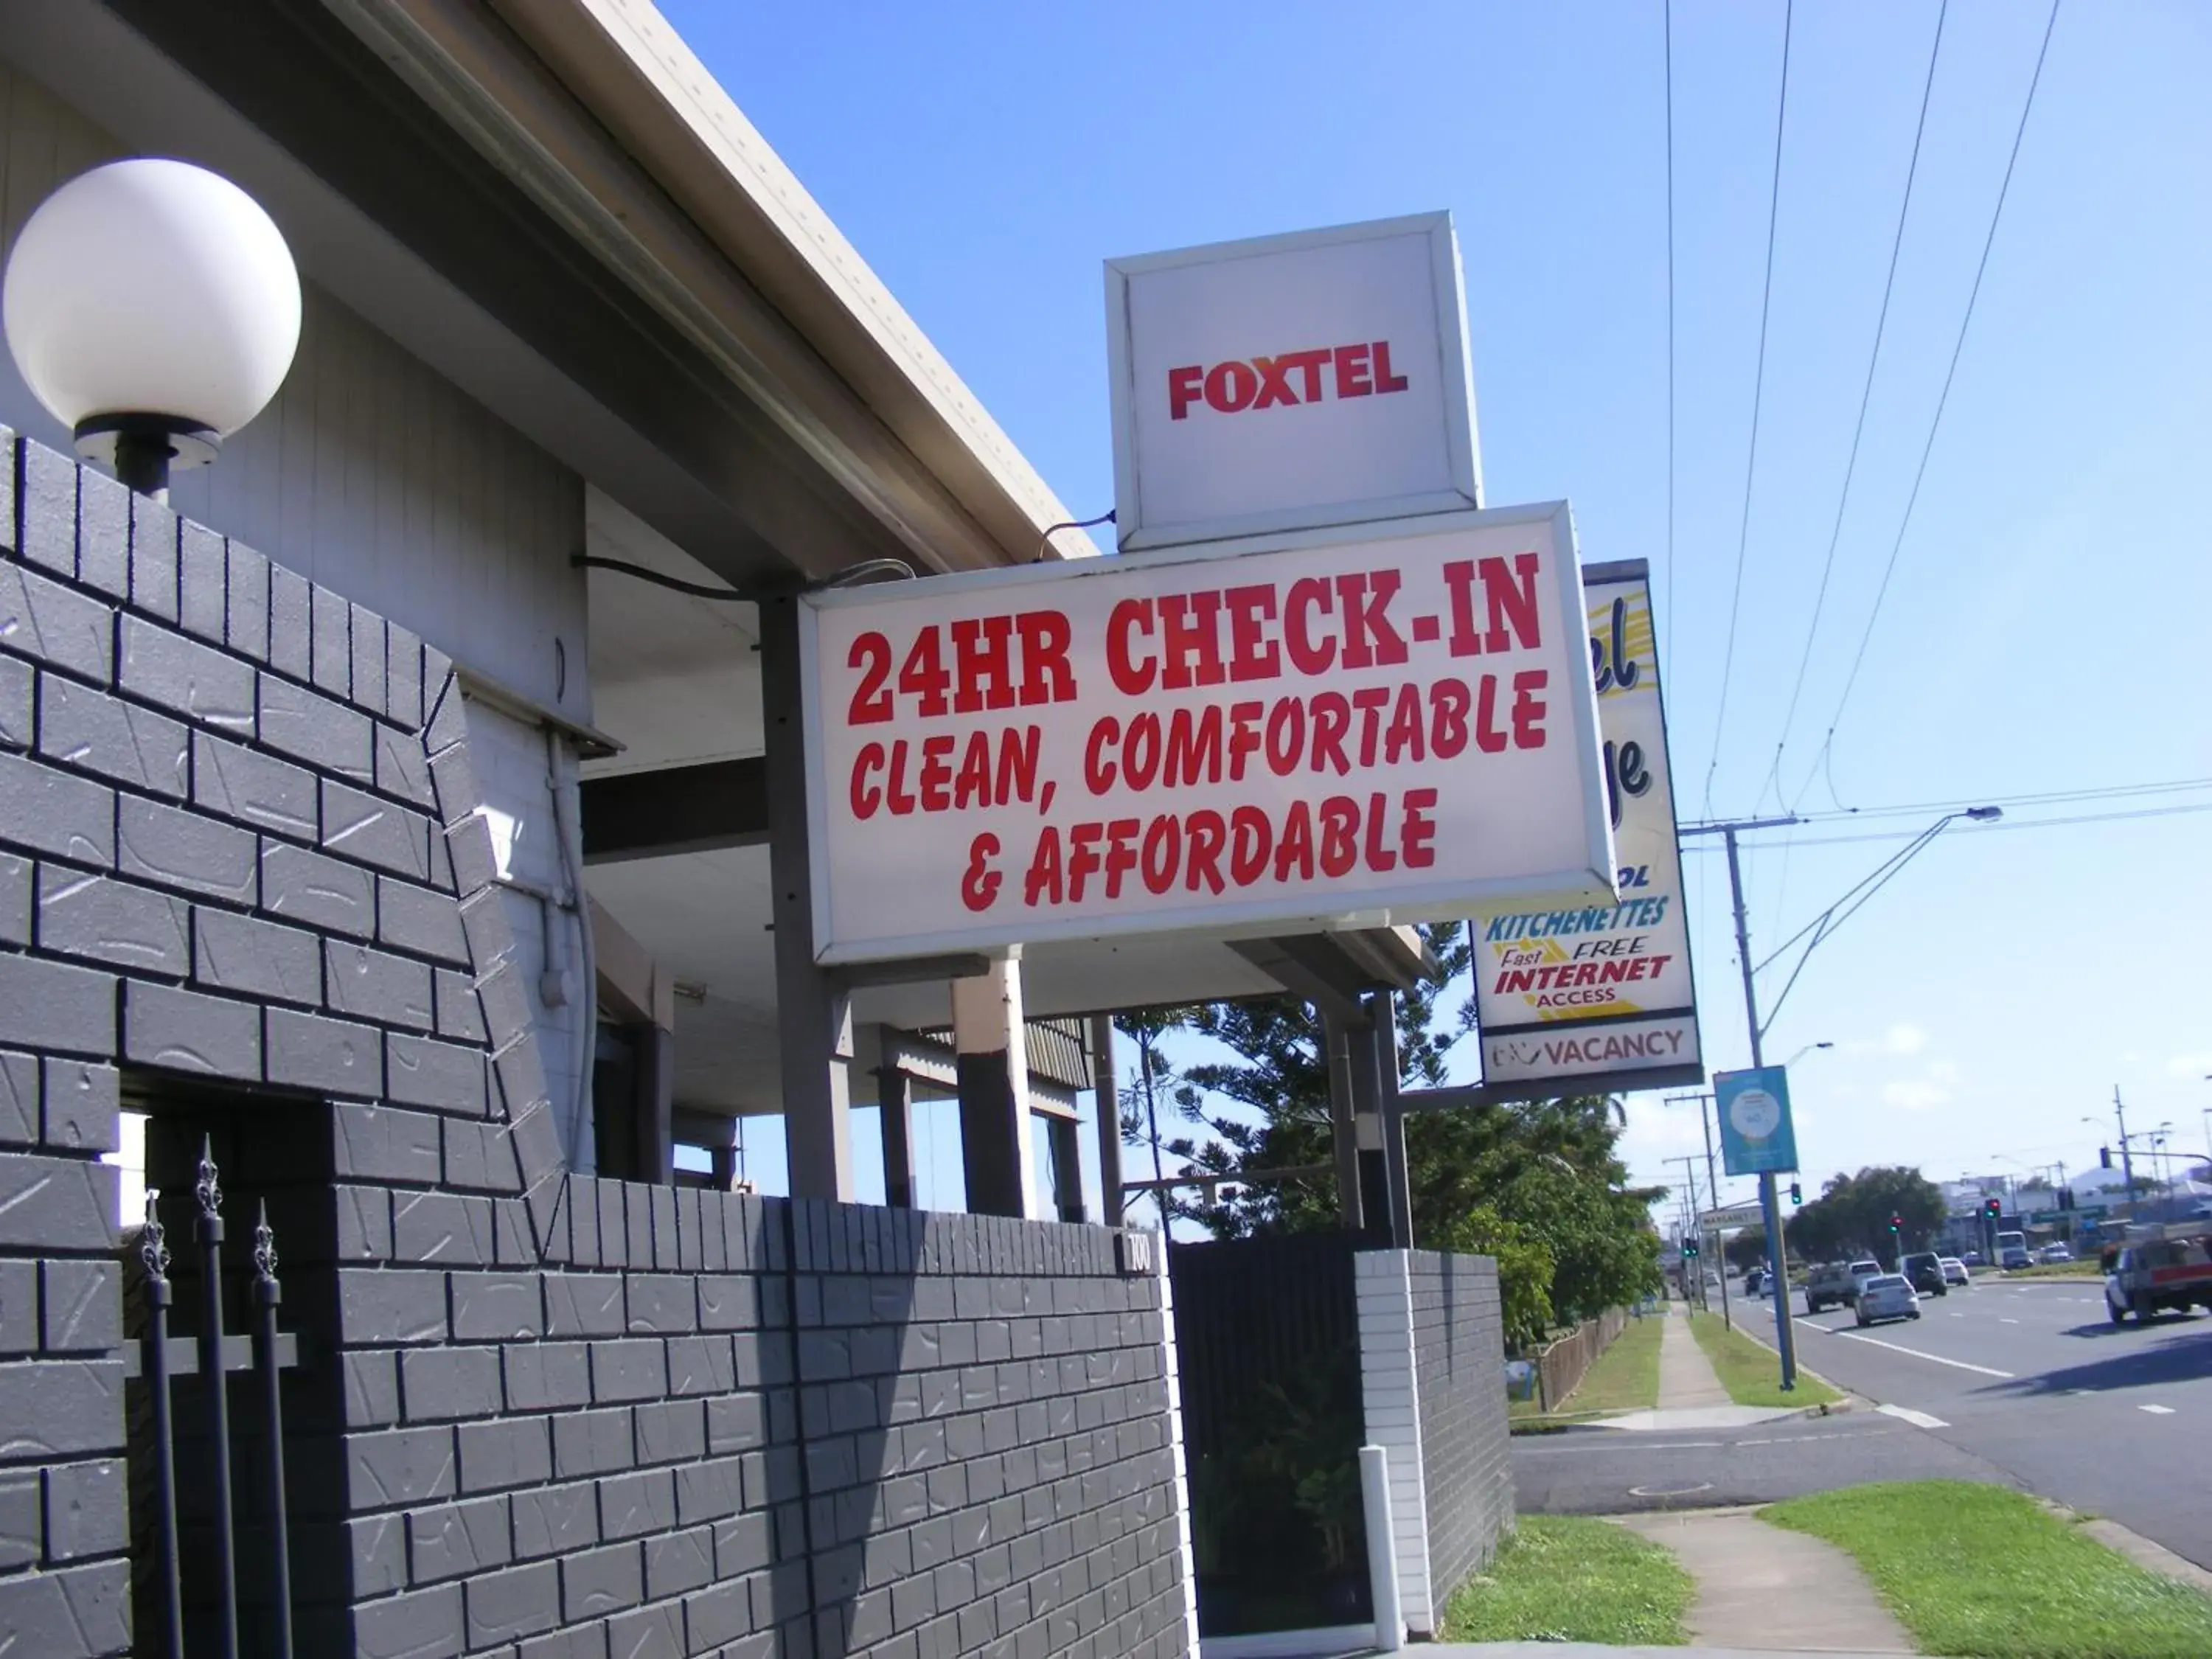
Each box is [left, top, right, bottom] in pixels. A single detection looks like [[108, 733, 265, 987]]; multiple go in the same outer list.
[[1984, 1197, 2002, 1220], [2101, 1146, 2113, 1169], [1888, 1213, 1902, 1235], [1682, 1238, 1699, 1259], [1788, 1181, 1802, 1206]]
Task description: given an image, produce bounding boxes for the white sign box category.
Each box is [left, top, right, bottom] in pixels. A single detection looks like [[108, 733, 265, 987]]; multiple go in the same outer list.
[[800, 504, 1613, 965], [1105, 212, 1483, 552]]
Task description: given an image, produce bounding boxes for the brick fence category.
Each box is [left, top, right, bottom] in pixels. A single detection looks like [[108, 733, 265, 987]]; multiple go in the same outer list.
[[1352, 1249, 1512, 1638], [0, 428, 1198, 1659]]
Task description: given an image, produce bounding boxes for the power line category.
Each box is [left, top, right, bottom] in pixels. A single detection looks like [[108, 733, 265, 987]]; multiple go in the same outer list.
[[1702, 0, 1794, 816], [1800, 0, 2062, 804], [1762, 0, 1950, 804], [1680, 797, 2212, 852], [1663, 0, 1677, 692], [1788, 776, 2212, 826]]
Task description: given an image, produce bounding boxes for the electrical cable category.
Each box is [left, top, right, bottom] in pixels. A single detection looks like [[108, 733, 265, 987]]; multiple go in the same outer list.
[[1787, 776, 2212, 825], [570, 553, 915, 600], [1762, 0, 1950, 805], [1799, 0, 2062, 802], [1702, 0, 1794, 816], [1034, 508, 1116, 562], [1680, 798, 2212, 853]]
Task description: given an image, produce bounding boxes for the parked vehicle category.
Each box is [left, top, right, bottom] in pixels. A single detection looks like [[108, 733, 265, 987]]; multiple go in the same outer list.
[[1899, 1251, 1950, 1297], [1804, 1262, 1857, 1314], [2037, 1242, 2074, 1264], [1743, 1267, 1767, 1297], [1960, 1249, 1986, 1267], [2104, 1226, 2212, 1324], [1996, 1230, 2031, 1270], [1855, 1274, 1921, 1326], [1845, 1259, 1882, 1304], [1940, 1256, 1971, 1288]]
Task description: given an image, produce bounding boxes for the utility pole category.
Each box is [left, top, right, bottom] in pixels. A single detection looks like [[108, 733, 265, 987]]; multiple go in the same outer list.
[[1668, 1091, 1731, 1330], [1665, 1155, 1705, 1310], [2113, 1086, 2137, 1215], [1680, 814, 1801, 1389]]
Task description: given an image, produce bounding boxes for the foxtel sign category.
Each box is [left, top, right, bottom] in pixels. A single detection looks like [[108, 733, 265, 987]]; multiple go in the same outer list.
[[799, 504, 1615, 965], [1106, 213, 1483, 551]]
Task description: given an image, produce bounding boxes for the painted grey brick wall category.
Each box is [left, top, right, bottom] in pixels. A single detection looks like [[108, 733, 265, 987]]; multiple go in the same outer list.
[[0, 431, 1192, 1659], [1405, 1251, 1512, 1612], [316, 1194, 1189, 1659]]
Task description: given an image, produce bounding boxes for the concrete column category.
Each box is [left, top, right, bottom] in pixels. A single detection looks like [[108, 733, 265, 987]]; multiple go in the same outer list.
[[1324, 1012, 1366, 1234], [1089, 1015, 1124, 1225], [875, 1062, 917, 1209], [630, 1023, 675, 1186], [952, 956, 1037, 1217], [757, 591, 855, 1200], [1047, 1115, 1086, 1223]]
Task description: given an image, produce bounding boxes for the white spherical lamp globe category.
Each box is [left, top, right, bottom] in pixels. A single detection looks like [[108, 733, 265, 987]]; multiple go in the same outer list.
[[3, 158, 300, 490]]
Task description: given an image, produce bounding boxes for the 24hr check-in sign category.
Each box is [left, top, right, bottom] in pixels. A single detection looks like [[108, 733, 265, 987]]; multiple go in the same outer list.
[[800, 504, 1615, 964]]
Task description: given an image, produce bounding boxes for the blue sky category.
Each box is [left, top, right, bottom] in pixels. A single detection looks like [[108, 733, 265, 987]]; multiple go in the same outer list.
[[663, 0, 2212, 1220]]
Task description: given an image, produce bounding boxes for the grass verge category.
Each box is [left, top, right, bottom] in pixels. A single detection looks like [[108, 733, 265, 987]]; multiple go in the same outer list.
[[1510, 1311, 1663, 1426], [2000, 1261, 2101, 1279], [1440, 1516, 1691, 1646], [1764, 1480, 2212, 1658], [1688, 1310, 1840, 1408]]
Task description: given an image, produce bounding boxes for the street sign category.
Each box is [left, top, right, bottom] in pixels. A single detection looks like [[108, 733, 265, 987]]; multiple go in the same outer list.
[[1468, 560, 1702, 1094], [1105, 213, 1482, 551], [800, 503, 1615, 964], [1715, 1065, 1799, 1176]]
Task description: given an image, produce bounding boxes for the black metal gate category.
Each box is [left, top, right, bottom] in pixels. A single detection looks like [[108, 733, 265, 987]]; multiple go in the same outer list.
[[1169, 1234, 1371, 1637], [125, 1139, 303, 1659]]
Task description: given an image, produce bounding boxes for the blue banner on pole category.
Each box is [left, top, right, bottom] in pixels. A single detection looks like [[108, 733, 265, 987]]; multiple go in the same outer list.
[[1715, 1065, 1798, 1176]]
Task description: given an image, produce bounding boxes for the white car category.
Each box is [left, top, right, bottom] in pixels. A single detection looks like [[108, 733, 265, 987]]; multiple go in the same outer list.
[[1855, 1273, 1921, 1326], [2037, 1242, 2074, 1264], [1939, 1256, 1971, 1288]]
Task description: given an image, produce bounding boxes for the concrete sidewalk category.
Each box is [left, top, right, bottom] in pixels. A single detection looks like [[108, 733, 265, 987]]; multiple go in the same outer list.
[[1617, 1509, 1913, 1653], [1658, 1299, 1733, 1408], [1597, 1301, 1804, 1432]]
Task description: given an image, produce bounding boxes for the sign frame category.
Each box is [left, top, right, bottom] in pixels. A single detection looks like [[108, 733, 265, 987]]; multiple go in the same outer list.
[[1464, 557, 1703, 1099], [798, 501, 1615, 966], [1104, 212, 1484, 552], [1715, 1065, 1800, 1177]]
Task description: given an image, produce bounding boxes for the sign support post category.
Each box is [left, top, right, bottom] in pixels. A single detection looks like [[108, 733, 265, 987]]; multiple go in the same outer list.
[[762, 590, 857, 1200], [1324, 1015, 1367, 1234]]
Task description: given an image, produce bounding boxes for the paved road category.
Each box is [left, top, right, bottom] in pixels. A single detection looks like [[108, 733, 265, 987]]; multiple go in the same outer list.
[[1516, 1276, 2212, 1568], [1514, 1408, 2011, 1515]]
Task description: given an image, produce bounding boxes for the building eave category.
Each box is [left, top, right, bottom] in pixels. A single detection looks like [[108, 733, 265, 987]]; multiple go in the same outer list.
[[332, 0, 1088, 575]]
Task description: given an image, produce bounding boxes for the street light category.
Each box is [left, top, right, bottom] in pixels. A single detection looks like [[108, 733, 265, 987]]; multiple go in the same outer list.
[[2, 159, 300, 498], [1783, 1040, 1835, 1068], [1679, 805, 2000, 1391]]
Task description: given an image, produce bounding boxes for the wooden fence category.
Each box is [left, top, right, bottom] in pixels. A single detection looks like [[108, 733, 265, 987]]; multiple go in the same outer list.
[[1533, 1305, 1632, 1412]]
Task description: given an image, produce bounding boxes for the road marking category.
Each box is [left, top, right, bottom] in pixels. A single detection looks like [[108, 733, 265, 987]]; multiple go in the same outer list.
[[1876, 1404, 1951, 1430], [1796, 1319, 2016, 1377], [2000, 1318, 2020, 1324], [1630, 1481, 1714, 1498], [2140, 1405, 2177, 1416]]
